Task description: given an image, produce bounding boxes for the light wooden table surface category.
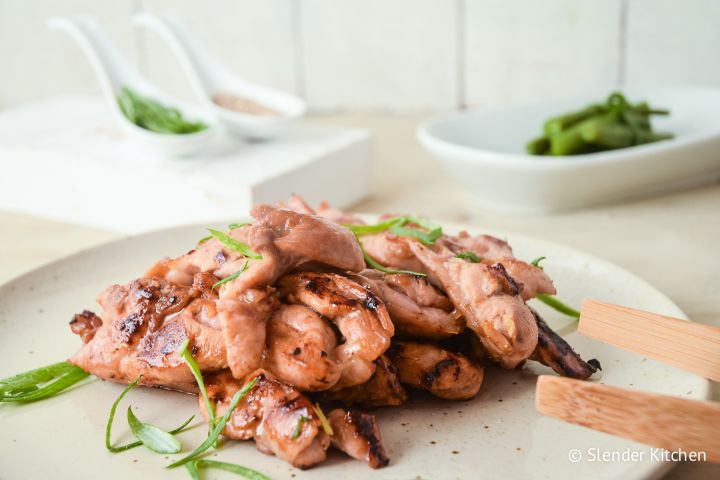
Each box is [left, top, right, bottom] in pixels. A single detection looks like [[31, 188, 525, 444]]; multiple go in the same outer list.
[[1, 115, 718, 478]]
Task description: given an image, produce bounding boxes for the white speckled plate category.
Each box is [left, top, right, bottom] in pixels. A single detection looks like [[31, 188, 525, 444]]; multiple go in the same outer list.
[[0, 222, 709, 480]]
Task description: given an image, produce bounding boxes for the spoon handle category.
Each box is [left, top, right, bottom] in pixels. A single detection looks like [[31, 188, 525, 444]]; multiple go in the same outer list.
[[536, 376, 720, 463], [579, 300, 720, 381]]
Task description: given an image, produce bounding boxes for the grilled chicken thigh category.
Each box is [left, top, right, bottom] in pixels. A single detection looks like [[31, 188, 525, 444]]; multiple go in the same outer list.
[[353, 270, 463, 340], [409, 242, 538, 369], [203, 370, 331, 469], [530, 308, 601, 379], [327, 409, 389, 469], [278, 272, 394, 389], [387, 341, 484, 400], [69, 275, 225, 390], [318, 355, 408, 408], [263, 304, 342, 391]]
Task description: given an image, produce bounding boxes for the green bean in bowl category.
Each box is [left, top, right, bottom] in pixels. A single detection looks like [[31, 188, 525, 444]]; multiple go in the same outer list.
[[526, 92, 673, 156]]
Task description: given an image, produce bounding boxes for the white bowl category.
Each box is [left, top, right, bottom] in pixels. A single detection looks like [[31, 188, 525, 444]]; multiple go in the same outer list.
[[418, 86, 720, 213]]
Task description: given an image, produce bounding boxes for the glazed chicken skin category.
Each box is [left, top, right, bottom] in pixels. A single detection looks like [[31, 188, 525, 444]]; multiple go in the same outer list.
[[202, 370, 330, 469], [278, 272, 394, 389], [202, 370, 388, 469], [352, 270, 463, 340], [409, 242, 539, 369], [319, 355, 408, 408], [387, 341, 484, 400], [262, 304, 342, 391], [69, 274, 226, 391]]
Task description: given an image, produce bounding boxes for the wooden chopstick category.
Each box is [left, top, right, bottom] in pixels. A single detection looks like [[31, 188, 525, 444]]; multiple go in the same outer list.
[[536, 376, 720, 463], [578, 299, 720, 382]]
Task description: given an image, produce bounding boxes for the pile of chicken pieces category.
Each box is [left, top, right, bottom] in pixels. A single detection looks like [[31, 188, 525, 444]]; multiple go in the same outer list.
[[68, 196, 599, 470]]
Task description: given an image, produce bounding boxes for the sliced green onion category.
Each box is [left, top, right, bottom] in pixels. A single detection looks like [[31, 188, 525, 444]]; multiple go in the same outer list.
[[0, 361, 89, 403], [208, 229, 262, 260], [105, 374, 194, 454], [390, 224, 442, 246], [197, 235, 212, 246], [228, 222, 250, 230], [178, 339, 215, 439], [291, 415, 311, 441], [106, 375, 142, 452], [344, 217, 404, 235], [536, 294, 581, 319], [531, 256, 546, 269], [456, 251, 481, 263], [359, 241, 426, 277], [185, 462, 202, 480], [346, 215, 443, 245], [191, 459, 271, 480], [313, 404, 333, 436], [167, 377, 258, 468], [127, 406, 182, 454], [212, 261, 249, 291]]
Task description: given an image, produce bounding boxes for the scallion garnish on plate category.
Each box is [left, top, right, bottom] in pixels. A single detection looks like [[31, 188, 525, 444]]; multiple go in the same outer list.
[[528, 256, 581, 319], [290, 415, 311, 441], [126, 405, 182, 454], [106, 374, 194, 453], [185, 459, 270, 480], [208, 229, 262, 260], [346, 215, 443, 246], [358, 240, 426, 277], [212, 260, 250, 291], [313, 404, 333, 436], [536, 294, 581, 319], [531, 256, 546, 269], [0, 361, 89, 403], [178, 339, 216, 440], [456, 251, 481, 263], [167, 377, 258, 468]]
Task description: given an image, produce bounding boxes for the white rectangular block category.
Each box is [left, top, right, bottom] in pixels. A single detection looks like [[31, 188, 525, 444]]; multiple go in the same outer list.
[[0, 96, 371, 233]]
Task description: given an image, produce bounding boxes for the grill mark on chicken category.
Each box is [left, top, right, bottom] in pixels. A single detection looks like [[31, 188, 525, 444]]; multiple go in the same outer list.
[[69, 310, 103, 343], [409, 242, 538, 368], [327, 409, 389, 468], [262, 303, 341, 391], [388, 341, 484, 400], [203, 370, 330, 469], [530, 308, 601, 379], [318, 355, 407, 408], [491, 263, 521, 296], [351, 270, 463, 341], [278, 272, 394, 389]]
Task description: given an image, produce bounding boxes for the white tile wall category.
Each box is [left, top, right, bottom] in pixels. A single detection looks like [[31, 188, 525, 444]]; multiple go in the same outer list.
[[300, 0, 459, 112], [626, 0, 720, 87], [464, 0, 623, 108], [1, 0, 720, 112], [0, 0, 137, 109], [139, 0, 298, 101]]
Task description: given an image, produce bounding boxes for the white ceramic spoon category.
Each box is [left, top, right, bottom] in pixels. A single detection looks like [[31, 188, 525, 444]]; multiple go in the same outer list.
[[48, 16, 217, 157], [134, 12, 306, 140]]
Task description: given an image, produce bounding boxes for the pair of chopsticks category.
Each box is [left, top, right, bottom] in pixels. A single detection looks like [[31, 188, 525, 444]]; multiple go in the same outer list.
[[535, 300, 720, 463]]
